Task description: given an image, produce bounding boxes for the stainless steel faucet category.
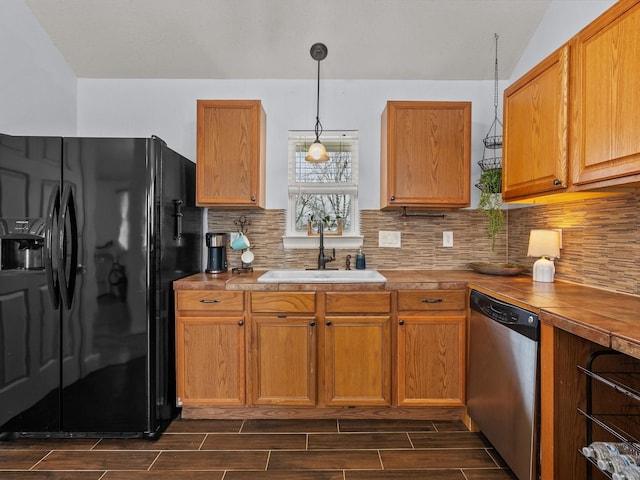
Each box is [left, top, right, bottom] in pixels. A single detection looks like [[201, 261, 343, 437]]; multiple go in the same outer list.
[[317, 222, 335, 269]]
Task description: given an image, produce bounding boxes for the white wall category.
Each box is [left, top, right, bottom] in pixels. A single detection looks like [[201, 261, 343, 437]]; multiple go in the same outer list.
[[77, 78, 503, 210], [0, 0, 77, 135], [76, 0, 617, 211], [510, 0, 617, 82], [1, 0, 615, 209]]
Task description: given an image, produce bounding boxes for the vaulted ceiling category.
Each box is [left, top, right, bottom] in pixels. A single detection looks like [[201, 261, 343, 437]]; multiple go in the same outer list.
[[25, 0, 551, 80]]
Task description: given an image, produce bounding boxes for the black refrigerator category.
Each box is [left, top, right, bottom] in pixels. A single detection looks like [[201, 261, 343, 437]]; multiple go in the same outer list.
[[0, 134, 202, 438]]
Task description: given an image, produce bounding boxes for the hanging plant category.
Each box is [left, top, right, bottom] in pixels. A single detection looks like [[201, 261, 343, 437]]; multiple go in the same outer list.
[[477, 168, 504, 251]]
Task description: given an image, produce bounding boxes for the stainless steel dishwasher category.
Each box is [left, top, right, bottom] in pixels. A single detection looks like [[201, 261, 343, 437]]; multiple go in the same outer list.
[[467, 289, 540, 480]]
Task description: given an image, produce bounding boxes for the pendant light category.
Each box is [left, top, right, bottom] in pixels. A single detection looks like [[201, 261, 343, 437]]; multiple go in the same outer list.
[[305, 43, 330, 163]]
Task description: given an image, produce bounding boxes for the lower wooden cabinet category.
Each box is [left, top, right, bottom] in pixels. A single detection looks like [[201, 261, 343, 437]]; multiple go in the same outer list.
[[249, 291, 317, 406], [322, 292, 392, 406], [175, 290, 246, 406], [175, 287, 466, 411], [396, 290, 466, 406], [250, 291, 392, 407], [322, 315, 392, 406], [250, 316, 316, 406]]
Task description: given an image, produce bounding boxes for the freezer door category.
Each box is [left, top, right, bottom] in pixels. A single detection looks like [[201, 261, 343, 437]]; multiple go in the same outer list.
[[0, 135, 62, 432]]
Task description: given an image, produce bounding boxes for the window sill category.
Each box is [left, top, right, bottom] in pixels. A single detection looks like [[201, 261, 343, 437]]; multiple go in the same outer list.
[[282, 235, 364, 250]]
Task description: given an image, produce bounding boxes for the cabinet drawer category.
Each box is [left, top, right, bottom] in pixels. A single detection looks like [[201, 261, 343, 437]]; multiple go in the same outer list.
[[251, 292, 316, 313], [398, 290, 465, 311], [325, 292, 391, 314], [176, 290, 244, 312]]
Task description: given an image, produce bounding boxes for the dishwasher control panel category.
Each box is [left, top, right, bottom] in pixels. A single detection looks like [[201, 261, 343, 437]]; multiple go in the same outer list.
[[470, 289, 539, 341]]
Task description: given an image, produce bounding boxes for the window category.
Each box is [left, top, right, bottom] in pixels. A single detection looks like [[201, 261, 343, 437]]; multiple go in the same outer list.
[[285, 130, 360, 248]]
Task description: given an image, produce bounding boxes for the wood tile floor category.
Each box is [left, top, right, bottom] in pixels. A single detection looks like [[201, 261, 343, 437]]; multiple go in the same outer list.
[[0, 418, 516, 479]]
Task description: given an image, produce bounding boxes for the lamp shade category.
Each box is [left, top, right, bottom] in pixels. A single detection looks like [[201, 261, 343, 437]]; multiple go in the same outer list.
[[527, 229, 560, 283], [305, 141, 330, 162], [527, 229, 560, 259]]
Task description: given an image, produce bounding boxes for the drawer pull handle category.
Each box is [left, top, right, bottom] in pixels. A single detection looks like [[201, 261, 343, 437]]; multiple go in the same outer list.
[[200, 299, 221, 304], [421, 298, 443, 304]]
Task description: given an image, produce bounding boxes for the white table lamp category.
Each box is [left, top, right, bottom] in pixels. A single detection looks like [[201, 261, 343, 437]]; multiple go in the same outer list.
[[527, 229, 561, 282]]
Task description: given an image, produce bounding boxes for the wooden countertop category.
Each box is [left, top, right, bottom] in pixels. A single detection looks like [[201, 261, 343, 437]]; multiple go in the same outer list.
[[174, 269, 640, 358]]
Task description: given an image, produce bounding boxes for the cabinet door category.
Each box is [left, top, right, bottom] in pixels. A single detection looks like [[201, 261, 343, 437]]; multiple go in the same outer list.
[[322, 315, 391, 406], [397, 315, 465, 406], [502, 44, 570, 201], [250, 316, 316, 406], [175, 315, 245, 406], [196, 100, 266, 207], [572, 0, 640, 187], [381, 101, 471, 209]]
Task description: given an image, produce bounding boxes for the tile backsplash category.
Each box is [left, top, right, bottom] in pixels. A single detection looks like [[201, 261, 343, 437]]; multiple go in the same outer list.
[[207, 209, 508, 272], [207, 190, 640, 296], [507, 191, 640, 296]]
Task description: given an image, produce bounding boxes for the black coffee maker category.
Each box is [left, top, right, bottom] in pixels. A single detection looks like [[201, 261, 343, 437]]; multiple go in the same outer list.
[[205, 232, 227, 273]]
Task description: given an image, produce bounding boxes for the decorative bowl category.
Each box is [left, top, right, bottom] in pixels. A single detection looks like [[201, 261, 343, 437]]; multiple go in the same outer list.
[[468, 262, 526, 276]]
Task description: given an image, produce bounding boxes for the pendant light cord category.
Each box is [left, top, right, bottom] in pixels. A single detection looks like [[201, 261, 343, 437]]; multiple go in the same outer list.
[[314, 58, 323, 141], [493, 33, 499, 117]]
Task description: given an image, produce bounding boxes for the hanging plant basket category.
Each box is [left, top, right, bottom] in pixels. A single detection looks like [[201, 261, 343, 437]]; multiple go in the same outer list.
[[476, 168, 504, 251]]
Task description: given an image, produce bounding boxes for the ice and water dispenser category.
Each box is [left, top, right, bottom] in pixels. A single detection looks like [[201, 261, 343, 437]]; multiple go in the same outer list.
[[0, 218, 46, 270]]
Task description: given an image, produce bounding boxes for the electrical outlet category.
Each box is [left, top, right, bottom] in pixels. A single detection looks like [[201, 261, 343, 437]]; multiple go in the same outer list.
[[443, 231, 454, 248], [379, 231, 401, 248]]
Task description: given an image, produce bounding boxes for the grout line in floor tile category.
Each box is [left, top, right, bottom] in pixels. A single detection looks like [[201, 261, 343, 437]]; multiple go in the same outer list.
[[265, 449, 272, 471], [198, 433, 208, 450], [484, 447, 504, 467], [406, 431, 415, 449], [27, 449, 54, 471], [145, 451, 163, 471]]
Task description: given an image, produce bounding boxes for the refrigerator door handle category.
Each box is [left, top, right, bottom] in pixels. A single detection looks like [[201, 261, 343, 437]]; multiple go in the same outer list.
[[45, 186, 61, 309], [58, 184, 78, 309]]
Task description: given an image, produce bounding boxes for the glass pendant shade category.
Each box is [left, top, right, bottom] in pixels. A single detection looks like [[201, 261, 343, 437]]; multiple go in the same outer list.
[[305, 140, 329, 162]]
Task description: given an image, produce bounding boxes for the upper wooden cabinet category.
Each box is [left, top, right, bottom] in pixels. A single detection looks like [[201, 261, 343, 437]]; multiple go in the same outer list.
[[380, 101, 471, 210], [196, 100, 266, 207], [571, 0, 640, 188], [502, 0, 640, 203], [502, 44, 570, 201]]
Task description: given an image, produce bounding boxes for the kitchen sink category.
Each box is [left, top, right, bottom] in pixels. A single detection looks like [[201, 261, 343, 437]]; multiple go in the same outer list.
[[257, 269, 387, 283]]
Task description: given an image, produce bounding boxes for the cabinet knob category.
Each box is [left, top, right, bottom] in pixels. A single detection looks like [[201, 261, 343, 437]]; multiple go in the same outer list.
[[309, 321, 316, 327], [251, 195, 256, 202], [390, 195, 395, 201], [238, 320, 244, 326], [399, 320, 405, 326], [325, 320, 332, 326], [553, 179, 562, 186]]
